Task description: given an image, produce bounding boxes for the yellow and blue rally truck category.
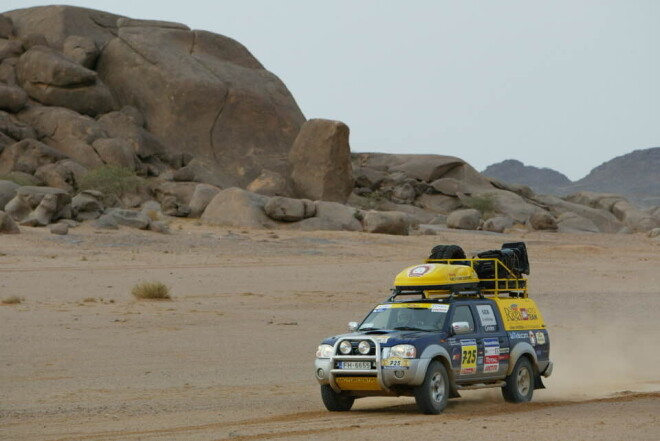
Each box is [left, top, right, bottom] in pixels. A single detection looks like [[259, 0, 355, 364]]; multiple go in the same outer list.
[[314, 242, 552, 414]]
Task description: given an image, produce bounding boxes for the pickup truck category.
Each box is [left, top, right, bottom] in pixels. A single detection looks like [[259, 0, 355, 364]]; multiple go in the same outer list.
[[314, 242, 553, 414]]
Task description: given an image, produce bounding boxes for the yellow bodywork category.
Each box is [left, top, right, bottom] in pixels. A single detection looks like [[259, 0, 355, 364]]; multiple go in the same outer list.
[[492, 297, 545, 330], [335, 377, 381, 391], [394, 264, 479, 288]]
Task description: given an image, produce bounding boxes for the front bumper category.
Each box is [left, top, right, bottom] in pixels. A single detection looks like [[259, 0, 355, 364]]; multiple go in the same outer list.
[[314, 337, 431, 394]]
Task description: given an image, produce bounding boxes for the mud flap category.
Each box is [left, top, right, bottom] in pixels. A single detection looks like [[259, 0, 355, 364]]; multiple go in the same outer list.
[[534, 375, 546, 390]]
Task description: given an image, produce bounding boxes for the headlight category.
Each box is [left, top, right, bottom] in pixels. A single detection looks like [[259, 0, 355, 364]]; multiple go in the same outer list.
[[390, 344, 416, 358], [316, 344, 333, 358], [358, 340, 371, 355], [339, 340, 353, 354]]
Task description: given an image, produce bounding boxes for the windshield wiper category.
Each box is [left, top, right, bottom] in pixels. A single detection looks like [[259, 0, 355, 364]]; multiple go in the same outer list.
[[359, 327, 382, 331], [392, 326, 429, 332]]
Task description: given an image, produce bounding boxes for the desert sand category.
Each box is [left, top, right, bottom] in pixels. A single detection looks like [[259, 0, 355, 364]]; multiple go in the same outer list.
[[1, 222, 659, 440]]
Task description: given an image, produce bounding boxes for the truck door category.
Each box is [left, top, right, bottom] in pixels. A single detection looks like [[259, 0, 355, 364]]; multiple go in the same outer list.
[[450, 305, 481, 380], [474, 303, 508, 380]]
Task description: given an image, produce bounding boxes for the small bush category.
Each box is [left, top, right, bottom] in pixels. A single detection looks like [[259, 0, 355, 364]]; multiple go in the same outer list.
[[78, 165, 144, 197], [2, 296, 22, 305], [463, 193, 498, 217], [131, 281, 171, 300]]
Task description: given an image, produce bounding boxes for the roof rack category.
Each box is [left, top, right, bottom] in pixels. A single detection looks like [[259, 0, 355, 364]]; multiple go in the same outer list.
[[390, 257, 528, 302]]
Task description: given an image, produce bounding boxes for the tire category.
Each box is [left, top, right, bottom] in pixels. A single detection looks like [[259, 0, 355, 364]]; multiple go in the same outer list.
[[414, 360, 449, 414], [320, 384, 355, 411], [502, 357, 534, 403], [429, 245, 466, 260]]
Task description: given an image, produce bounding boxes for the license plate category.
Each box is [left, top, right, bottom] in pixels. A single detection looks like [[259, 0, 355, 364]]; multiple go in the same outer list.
[[338, 361, 371, 369]]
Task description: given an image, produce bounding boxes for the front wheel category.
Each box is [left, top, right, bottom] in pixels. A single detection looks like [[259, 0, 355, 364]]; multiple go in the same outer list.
[[502, 357, 534, 403], [414, 360, 449, 414], [320, 384, 354, 411]]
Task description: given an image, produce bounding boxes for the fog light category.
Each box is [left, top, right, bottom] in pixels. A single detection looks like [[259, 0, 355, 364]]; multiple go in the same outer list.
[[358, 340, 371, 355], [394, 370, 405, 379], [339, 341, 352, 354], [316, 368, 325, 379]]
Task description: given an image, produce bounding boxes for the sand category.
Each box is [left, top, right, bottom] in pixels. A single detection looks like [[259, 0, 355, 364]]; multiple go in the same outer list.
[[1, 221, 659, 440]]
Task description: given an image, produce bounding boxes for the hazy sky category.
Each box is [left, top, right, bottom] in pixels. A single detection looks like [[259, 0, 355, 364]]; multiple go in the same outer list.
[[5, 1, 659, 180]]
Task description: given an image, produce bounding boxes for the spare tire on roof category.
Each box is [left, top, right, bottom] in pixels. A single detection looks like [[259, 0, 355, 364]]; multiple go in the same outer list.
[[428, 244, 466, 260]]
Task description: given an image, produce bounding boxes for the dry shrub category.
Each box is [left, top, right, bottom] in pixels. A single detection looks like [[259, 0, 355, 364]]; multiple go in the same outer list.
[[2, 296, 22, 305], [131, 281, 171, 300]]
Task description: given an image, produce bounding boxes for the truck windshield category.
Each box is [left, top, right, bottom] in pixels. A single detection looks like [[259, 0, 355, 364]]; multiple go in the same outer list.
[[359, 303, 448, 332]]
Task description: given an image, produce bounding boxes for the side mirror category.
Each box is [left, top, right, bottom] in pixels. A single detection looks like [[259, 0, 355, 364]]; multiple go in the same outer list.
[[452, 321, 472, 335], [348, 321, 359, 332]]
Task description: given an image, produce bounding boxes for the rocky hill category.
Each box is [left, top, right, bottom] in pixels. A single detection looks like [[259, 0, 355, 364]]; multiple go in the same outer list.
[[569, 147, 660, 207], [481, 159, 572, 195], [1, 5, 659, 238]]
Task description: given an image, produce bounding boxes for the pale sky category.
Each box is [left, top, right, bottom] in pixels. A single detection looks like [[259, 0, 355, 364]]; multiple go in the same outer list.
[[5, 1, 659, 180]]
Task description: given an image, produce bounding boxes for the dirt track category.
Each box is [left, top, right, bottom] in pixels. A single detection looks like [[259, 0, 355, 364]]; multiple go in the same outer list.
[[1, 222, 659, 440]]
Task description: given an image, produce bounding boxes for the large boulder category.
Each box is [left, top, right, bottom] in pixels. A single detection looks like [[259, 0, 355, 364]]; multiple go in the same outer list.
[[96, 17, 305, 188], [482, 216, 513, 233], [362, 210, 415, 235], [461, 189, 540, 224], [71, 190, 104, 220], [246, 169, 291, 197], [0, 110, 36, 141], [12, 187, 72, 226], [188, 183, 221, 218], [91, 137, 138, 170], [107, 208, 150, 229], [264, 196, 315, 222], [62, 35, 99, 68], [15, 45, 116, 115], [0, 210, 20, 234], [289, 119, 353, 203], [97, 110, 167, 161], [0, 139, 68, 175], [556, 212, 599, 233], [416, 193, 462, 214], [611, 199, 658, 232], [528, 211, 558, 231], [447, 208, 481, 230], [201, 187, 274, 229], [286, 201, 362, 232]]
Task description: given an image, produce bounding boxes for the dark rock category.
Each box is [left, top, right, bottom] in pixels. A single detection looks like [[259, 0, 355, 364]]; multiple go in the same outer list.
[[362, 210, 414, 235], [391, 182, 416, 204], [0, 139, 68, 175], [0, 110, 37, 141], [72, 190, 104, 221], [0, 83, 28, 112], [94, 213, 118, 229], [0, 210, 19, 234], [172, 166, 195, 182], [0, 57, 18, 85], [447, 208, 481, 230], [62, 35, 98, 68], [34, 162, 76, 192], [289, 119, 353, 203], [286, 201, 362, 232]]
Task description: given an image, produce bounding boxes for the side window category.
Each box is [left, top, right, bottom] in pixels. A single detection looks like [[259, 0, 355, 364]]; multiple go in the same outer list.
[[476, 304, 499, 332], [453, 305, 475, 332]]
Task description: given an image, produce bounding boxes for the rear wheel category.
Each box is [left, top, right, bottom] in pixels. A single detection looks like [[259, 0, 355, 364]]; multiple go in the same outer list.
[[502, 357, 534, 403], [429, 245, 466, 260], [320, 384, 355, 411], [414, 361, 449, 414]]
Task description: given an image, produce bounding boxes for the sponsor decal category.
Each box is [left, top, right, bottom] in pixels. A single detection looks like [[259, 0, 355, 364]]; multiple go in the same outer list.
[[528, 330, 537, 346], [508, 331, 530, 340], [476, 305, 498, 329], [451, 346, 461, 363], [408, 265, 432, 277], [460, 339, 477, 375], [536, 331, 546, 345], [499, 347, 510, 354], [483, 338, 500, 373], [381, 357, 410, 369], [431, 304, 450, 313], [503, 305, 539, 322]]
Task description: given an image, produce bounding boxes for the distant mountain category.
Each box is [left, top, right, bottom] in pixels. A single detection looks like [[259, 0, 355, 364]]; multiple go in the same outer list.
[[482, 148, 660, 207], [569, 147, 660, 207], [481, 159, 572, 195]]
